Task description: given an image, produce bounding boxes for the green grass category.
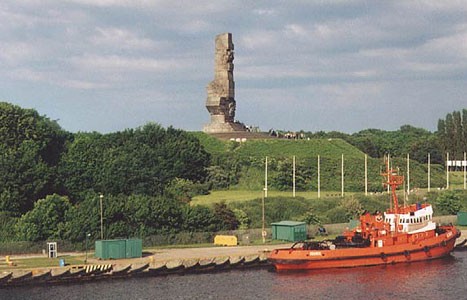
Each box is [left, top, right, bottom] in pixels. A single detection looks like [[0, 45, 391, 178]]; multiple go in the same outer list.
[[192, 132, 365, 160], [449, 171, 467, 189], [192, 190, 313, 206], [191, 190, 354, 206], [190, 132, 231, 155], [232, 138, 364, 159], [0, 255, 86, 270]]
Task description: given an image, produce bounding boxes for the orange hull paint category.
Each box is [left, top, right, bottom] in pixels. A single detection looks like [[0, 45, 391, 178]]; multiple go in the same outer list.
[[268, 228, 459, 271]]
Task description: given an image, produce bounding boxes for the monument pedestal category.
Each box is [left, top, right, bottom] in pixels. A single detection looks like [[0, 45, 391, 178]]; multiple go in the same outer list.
[[203, 123, 246, 133]]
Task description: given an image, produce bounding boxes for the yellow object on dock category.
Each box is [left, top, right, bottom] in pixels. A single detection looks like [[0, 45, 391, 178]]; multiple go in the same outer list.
[[5, 256, 15, 266], [214, 235, 237, 246]]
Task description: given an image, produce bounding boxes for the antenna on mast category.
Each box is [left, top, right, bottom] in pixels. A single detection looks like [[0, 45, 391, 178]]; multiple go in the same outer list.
[[382, 156, 404, 233]]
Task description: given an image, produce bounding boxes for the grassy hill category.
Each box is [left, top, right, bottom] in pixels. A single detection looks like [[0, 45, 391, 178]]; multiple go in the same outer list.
[[191, 132, 446, 199], [190, 133, 465, 227], [191, 132, 364, 159]]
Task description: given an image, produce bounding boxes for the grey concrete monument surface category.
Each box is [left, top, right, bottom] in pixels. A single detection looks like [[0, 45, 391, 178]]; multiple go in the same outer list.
[[203, 33, 246, 133]]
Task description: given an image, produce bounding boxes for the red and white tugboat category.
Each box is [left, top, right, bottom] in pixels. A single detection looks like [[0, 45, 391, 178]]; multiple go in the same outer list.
[[268, 159, 461, 271]]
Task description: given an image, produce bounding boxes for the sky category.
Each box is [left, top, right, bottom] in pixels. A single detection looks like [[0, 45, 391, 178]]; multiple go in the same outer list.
[[1, 1, 466, 134]]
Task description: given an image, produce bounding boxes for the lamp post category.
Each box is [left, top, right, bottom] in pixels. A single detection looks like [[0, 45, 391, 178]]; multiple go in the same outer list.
[[84, 233, 91, 264], [262, 188, 266, 243], [99, 194, 104, 240]]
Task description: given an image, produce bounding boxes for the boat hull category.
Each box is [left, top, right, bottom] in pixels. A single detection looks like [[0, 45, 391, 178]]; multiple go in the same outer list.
[[269, 229, 458, 271]]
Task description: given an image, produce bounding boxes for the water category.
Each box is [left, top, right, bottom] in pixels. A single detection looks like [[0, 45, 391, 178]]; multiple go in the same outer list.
[[1, 252, 466, 300]]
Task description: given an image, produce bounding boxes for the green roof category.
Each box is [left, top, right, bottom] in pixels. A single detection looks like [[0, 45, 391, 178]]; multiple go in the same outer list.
[[271, 221, 306, 226]]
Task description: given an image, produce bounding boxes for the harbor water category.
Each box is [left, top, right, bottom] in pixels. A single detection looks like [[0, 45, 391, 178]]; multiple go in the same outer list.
[[1, 251, 466, 300]]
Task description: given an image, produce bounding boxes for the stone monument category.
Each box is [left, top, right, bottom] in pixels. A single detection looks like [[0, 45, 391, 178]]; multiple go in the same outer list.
[[203, 33, 246, 133]]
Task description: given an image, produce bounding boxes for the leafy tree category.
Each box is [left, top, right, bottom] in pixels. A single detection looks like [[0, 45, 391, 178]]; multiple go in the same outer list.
[[437, 119, 446, 152], [463, 109, 467, 151], [340, 197, 364, 220], [453, 111, 463, 159], [129, 194, 184, 236], [436, 109, 467, 161], [181, 205, 218, 232], [59, 123, 210, 200], [271, 158, 310, 191], [57, 132, 106, 202], [410, 136, 443, 164], [213, 202, 239, 230], [300, 209, 321, 225], [61, 192, 97, 242], [206, 165, 231, 189], [0, 212, 18, 242], [0, 103, 69, 213], [232, 208, 251, 229], [15, 194, 72, 241], [164, 178, 209, 203]]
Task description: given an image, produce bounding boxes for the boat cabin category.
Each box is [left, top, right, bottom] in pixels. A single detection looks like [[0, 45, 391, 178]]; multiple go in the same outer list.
[[384, 203, 436, 234]]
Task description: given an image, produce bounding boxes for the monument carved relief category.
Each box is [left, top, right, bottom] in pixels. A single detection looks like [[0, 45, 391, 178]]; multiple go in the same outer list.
[[203, 33, 246, 133]]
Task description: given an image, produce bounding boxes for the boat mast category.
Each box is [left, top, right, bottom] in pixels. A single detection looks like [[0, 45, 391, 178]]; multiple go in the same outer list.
[[382, 156, 404, 233]]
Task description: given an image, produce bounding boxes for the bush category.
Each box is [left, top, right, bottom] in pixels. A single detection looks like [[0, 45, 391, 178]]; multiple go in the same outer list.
[[434, 191, 462, 215], [15, 194, 72, 242]]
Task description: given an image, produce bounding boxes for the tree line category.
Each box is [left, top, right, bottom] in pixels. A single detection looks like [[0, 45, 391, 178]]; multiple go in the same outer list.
[[437, 109, 467, 161], [1, 102, 466, 244], [282, 110, 466, 165], [0, 102, 240, 243]]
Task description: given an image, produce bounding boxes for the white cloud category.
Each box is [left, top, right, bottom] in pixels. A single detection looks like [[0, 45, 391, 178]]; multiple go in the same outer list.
[[90, 27, 159, 50], [66, 0, 152, 7], [8, 68, 45, 82], [60, 79, 110, 89], [419, 29, 467, 60], [240, 30, 281, 50], [284, 24, 307, 37], [71, 54, 176, 71], [252, 8, 276, 16], [0, 42, 37, 65]]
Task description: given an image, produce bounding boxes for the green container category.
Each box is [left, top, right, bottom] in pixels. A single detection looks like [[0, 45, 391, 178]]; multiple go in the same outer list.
[[125, 239, 142, 258], [271, 221, 307, 242], [95, 239, 126, 259], [457, 212, 467, 226], [95, 239, 143, 259]]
